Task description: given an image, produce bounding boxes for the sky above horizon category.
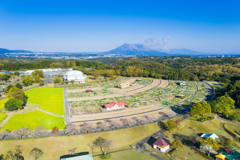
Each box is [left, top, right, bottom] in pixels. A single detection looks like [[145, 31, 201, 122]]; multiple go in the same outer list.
[[0, 0, 240, 53]]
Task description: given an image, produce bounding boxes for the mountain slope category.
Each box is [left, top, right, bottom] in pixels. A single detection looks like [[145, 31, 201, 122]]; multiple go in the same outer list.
[[100, 43, 169, 56]]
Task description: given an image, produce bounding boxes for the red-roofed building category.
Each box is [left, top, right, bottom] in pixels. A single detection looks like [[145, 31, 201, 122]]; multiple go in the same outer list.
[[153, 138, 170, 153], [225, 149, 234, 153], [104, 102, 126, 111], [86, 89, 93, 92]]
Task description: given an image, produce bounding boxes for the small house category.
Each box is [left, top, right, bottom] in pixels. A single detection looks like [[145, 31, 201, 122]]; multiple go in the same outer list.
[[118, 83, 130, 88], [104, 102, 126, 111], [152, 138, 170, 153], [215, 153, 226, 160], [201, 133, 218, 140]]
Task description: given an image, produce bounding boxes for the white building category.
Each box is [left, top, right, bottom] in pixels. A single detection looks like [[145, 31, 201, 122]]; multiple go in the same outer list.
[[25, 70, 34, 75], [153, 138, 170, 153], [63, 70, 87, 83], [104, 102, 126, 111], [118, 83, 130, 88]]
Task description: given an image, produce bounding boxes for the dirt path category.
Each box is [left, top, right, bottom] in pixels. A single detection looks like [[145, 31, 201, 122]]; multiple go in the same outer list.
[[68, 94, 123, 101], [157, 80, 168, 88], [71, 106, 172, 123], [67, 88, 102, 93]]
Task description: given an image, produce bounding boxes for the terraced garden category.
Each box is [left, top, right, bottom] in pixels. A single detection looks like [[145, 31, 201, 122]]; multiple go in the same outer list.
[[68, 89, 114, 98]]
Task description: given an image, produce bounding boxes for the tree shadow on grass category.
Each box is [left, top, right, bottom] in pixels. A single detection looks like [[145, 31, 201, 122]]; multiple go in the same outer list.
[[147, 137, 157, 146]]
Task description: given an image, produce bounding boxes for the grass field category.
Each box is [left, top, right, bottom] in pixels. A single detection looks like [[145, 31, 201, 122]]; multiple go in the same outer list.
[[0, 98, 8, 109], [25, 88, 64, 115], [0, 123, 160, 160], [0, 113, 7, 123], [94, 149, 157, 160], [0, 110, 65, 131]]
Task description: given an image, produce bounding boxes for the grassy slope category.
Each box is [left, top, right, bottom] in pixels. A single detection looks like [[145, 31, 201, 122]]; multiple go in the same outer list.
[[0, 110, 65, 131], [0, 123, 159, 160], [0, 113, 7, 123], [25, 88, 64, 115]]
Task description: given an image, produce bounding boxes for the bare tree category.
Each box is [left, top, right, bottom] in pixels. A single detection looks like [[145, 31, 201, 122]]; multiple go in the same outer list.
[[93, 137, 113, 155], [29, 148, 43, 160], [0, 130, 9, 140], [33, 126, 48, 137], [147, 115, 159, 122], [68, 148, 77, 156], [11, 127, 31, 139], [137, 116, 148, 125], [88, 144, 95, 153], [65, 124, 79, 136], [110, 119, 122, 129], [80, 123, 93, 133]]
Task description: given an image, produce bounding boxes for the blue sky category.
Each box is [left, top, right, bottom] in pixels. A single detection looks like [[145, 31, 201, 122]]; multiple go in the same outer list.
[[0, 0, 240, 53]]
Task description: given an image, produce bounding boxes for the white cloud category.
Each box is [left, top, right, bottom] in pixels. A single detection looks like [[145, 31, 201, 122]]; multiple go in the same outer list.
[[141, 36, 171, 51]]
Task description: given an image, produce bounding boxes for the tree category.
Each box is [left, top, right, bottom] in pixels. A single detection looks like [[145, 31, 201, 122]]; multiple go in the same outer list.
[[6, 87, 27, 102], [68, 148, 77, 156], [33, 70, 44, 78], [11, 127, 31, 139], [175, 120, 181, 130], [165, 120, 177, 132], [214, 96, 235, 117], [14, 71, 19, 76], [1, 74, 9, 81], [70, 80, 75, 84], [88, 144, 95, 153], [171, 139, 183, 151], [15, 83, 22, 89], [4, 98, 23, 111], [7, 85, 13, 91], [200, 137, 219, 156], [54, 77, 61, 84], [29, 148, 43, 160], [92, 71, 100, 79], [229, 110, 240, 121], [51, 127, 59, 134], [33, 126, 48, 137], [22, 75, 33, 86], [93, 137, 113, 155], [190, 101, 211, 116], [39, 79, 44, 86]]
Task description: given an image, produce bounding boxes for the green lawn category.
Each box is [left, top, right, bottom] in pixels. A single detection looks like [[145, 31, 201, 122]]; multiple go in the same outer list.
[[25, 88, 64, 115], [0, 98, 8, 109], [1, 110, 65, 131], [94, 149, 157, 160], [0, 113, 7, 122]]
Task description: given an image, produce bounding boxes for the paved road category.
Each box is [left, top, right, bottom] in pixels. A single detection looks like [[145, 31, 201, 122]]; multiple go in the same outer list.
[[64, 88, 71, 125], [200, 82, 214, 102], [217, 117, 240, 126], [44, 78, 53, 84]]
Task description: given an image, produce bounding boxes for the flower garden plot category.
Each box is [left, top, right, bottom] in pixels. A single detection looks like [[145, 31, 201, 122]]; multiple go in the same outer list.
[[71, 106, 87, 114], [68, 96, 149, 108], [132, 79, 145, 85], [132, 87, 164, 99], [85, 106, 102, 113], [68, 86, 95, 90], [100, 78, 128, 88], [186, 82, 197, 91], [68, 89, 114, 98], [142, 79, 152, 85]]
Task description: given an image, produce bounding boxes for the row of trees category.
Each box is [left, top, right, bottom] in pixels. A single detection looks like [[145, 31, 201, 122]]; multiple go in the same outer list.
[[0, 145, 43, 160]]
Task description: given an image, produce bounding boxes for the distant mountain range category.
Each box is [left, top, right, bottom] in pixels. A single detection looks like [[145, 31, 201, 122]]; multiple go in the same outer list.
[[1, 37, 239, 56]]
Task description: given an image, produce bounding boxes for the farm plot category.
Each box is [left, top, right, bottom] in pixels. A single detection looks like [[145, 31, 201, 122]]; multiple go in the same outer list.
[[25, 88, 64, 115], [68, 89, 114, 98], [159, 82, 197, 107], [132, 79, 145, 85], [100, 78, 129, 88], [69, 96, 149, 110]]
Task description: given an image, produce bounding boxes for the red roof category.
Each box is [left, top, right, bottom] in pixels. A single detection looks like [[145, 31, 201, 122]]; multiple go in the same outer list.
[[104, 102, 126, 108], [153, 138, 169, 146], [86, 89, 92, 92], [225, 149, 234, 153]]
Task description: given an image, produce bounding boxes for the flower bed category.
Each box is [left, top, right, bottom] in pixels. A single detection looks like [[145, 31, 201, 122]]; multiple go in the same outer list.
[[68, 89, 114, 98]]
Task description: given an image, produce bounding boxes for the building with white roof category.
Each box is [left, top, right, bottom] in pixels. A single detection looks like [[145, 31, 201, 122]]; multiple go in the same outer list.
[[63, 70, 87, 83]]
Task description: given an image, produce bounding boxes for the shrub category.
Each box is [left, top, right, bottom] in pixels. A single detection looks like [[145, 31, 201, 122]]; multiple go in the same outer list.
[[15, 83, 22, 89], [4, 98, 23, 111]]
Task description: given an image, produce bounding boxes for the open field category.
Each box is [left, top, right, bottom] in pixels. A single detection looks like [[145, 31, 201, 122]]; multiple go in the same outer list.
[[0, 98, 8, 109], [0, 110, 65, 131], [0, 113, 7, 123], [94, 149, 157, 160], [25, 88, 64, 115], [0, 123, 160, 160]]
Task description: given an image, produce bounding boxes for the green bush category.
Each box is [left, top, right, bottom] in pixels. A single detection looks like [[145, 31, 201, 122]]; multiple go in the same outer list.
[[15, 83, 22, 89], [4, 98, 23, 111], [99, 154, 111, 159]]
